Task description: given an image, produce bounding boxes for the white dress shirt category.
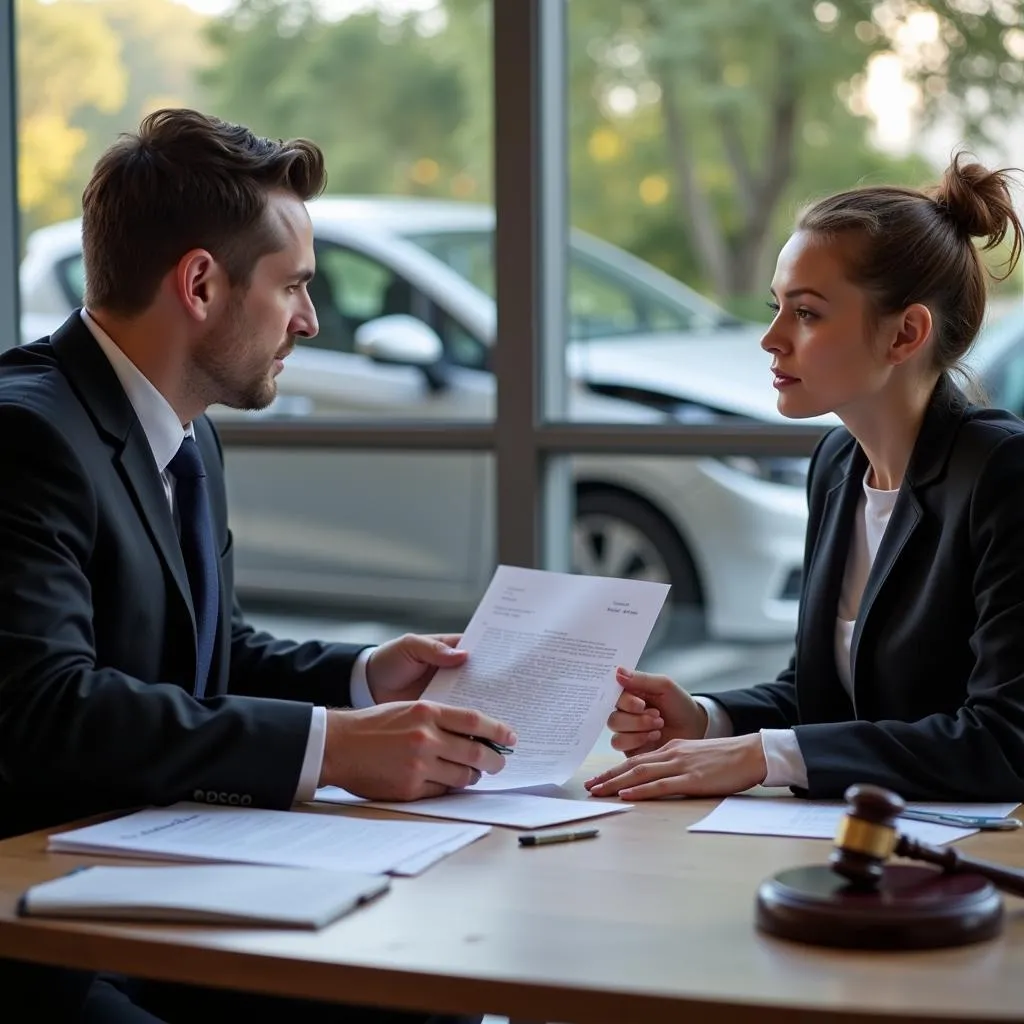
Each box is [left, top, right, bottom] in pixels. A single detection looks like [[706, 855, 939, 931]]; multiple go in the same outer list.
[[80, 310, 375, 802], [695, 467, 897, 788]]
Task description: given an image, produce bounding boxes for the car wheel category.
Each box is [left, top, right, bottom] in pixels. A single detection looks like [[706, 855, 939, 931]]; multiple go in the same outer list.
[[573, 488, 704, 649]]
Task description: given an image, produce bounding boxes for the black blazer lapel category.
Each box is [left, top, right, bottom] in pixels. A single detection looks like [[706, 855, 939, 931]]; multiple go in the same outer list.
[[798, 444, 864, 722], [848, 488, 921, 704], [49, 313, 198, 641], [849, 376, 968, 705]]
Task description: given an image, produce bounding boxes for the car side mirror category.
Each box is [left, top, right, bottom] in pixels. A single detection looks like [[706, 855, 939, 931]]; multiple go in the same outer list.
[[354, 315, 444, 367]]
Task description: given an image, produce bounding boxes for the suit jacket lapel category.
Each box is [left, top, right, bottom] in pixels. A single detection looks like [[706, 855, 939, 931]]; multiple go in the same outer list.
[[50, 313, 197, 637], [849, 376, 967, 702], [799, 444, 864, 721], [848, 488, 920, 698]]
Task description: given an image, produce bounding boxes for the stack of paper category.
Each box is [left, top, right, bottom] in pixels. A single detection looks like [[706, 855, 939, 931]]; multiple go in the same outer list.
[[19, 864, 389, 928], [47, 803, 489, 877], [314, 786, 632, 828]]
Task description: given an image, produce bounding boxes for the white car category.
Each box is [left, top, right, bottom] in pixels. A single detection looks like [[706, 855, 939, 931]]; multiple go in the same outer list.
[[19, 198, 815, 642]]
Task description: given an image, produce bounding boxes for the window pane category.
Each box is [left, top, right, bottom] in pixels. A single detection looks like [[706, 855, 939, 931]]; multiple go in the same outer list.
[[407, 227, 729, 341], [569, 453, 803, 656], [554, 0, 1024, 644], [17, 0, 494, 422], [227, 447, 793, 685], [225, 449, 495, 616]]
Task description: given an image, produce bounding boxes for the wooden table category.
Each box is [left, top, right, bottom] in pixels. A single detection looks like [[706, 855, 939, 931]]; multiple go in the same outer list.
[[2, 775, 1024, 1023]]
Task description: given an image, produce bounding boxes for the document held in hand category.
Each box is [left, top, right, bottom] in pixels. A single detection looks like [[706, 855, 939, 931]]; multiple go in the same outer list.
[[422, 565, 670, 790], [19, 864, 390, 929]]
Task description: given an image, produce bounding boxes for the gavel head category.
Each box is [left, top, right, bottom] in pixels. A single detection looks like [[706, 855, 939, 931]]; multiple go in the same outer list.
[[828, 784, 906, 890]]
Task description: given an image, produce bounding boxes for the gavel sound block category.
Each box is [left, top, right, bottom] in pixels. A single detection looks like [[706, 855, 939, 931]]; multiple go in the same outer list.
[[755, 785, 1024, 949]]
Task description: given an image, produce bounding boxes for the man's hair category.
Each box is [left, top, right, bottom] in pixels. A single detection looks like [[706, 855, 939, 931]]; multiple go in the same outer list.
[[81, 108, 327, 315]]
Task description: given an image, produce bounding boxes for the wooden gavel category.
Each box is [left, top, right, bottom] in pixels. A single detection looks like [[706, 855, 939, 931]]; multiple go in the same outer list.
[[831, 784, 1024, 896]]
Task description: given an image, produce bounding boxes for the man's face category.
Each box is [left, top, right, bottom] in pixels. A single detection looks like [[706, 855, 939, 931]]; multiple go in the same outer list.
[[193, 191, 318, 411]]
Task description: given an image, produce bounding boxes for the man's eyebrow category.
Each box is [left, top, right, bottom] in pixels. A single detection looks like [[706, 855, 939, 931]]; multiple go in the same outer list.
[[295, 268, 314, 283], [769, 286, 829, 302]]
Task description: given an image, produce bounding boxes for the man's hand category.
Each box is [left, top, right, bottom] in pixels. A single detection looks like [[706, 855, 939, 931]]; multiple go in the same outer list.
[[366, 633, 467, 704], [584, 734, 768, 800], [608, 666, 709, 756], [320, 701, 518, 801]]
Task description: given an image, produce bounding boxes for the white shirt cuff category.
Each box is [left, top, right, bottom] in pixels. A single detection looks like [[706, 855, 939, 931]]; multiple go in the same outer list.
[[759, 729, 809, 788], [293, 706, 327, 803], [349, 647, 376, 709], [694, 696, 734, 739]]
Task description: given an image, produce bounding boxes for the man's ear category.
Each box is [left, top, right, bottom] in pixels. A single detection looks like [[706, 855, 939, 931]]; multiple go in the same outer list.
[[887, 303, 933, 367], [174, 249, 224, 323]]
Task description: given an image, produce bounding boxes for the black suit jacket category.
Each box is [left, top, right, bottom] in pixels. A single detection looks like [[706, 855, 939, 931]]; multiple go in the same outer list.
[[0, 312, 365, 838], [709, 376, 1024, 801]]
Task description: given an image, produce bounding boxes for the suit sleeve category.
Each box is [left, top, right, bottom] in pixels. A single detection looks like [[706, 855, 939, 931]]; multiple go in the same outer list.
[[0, 406, 309, 813], [227, 600, 369, 706], [701, 654, 800, 732], [795, 432, 1024, 801]]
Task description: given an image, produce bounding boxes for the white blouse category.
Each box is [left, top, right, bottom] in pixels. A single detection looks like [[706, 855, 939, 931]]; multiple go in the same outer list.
[[835, 470, 899, 695]]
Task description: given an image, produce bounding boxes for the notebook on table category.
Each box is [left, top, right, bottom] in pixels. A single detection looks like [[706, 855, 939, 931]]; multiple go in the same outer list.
[[19, 864, 390, 929]]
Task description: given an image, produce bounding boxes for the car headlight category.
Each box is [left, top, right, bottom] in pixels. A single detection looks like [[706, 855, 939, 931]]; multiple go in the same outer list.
[[720, 456, 810, 489]]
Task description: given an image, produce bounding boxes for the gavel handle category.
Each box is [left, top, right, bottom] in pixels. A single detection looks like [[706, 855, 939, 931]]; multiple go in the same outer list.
[[896, 834, 1024, 898]]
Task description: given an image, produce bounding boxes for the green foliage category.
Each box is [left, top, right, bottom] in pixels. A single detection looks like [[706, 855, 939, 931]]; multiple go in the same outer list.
[[17, 0, 208, 240], [202, 0, 477, 197], [20, 0, 1024, 307]]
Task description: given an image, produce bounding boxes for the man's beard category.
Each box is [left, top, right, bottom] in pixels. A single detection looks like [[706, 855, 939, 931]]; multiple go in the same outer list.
[[192, 302, 284, 412]]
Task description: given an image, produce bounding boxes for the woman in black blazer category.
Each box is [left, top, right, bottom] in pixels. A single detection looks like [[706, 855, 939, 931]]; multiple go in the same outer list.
[[586, 155, 1024, 802]]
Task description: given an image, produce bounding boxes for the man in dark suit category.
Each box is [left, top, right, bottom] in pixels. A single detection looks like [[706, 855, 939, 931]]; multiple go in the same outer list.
[[0, 108, 514, 1022]]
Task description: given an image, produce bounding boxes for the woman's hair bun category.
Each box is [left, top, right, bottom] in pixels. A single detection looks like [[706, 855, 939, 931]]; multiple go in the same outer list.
[[928, 152, 1019, 253]]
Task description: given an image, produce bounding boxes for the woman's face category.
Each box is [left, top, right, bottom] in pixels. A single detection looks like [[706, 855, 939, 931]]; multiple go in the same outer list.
[[761, 230, 899, 420]]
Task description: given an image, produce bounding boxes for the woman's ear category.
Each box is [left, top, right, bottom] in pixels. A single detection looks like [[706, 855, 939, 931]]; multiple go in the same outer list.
[[888, 303, 933, 366]]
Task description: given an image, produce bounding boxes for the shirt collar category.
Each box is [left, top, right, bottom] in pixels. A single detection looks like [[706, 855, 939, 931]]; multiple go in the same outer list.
[[79, 308, 192, 473]]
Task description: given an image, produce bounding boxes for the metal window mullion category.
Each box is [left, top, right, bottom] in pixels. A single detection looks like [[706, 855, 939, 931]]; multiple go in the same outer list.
[[0, 3, 19, 353], [493, 0, 541, 569], [492, 0, 570, 572], [536, 0, 572, 573], [215, 420, 826, 456]]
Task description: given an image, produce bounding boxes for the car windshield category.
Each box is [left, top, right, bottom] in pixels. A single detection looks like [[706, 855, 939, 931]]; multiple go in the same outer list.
[[404, 229, 738, 341]]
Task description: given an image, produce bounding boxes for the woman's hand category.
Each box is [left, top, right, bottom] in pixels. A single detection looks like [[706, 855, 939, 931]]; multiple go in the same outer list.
[[584, 734, 768, 800], [608, 666, 709, 756]]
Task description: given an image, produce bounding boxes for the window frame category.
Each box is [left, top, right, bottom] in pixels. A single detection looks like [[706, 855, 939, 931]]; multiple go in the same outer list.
[[4, 2, 824, 578]]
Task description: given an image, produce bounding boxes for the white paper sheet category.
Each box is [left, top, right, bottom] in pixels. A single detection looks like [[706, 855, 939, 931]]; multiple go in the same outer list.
[[422, 565, 670, 791], [314, 786, 633, 828], [47, 803, 490, 876], [688, 796, 1020, 845]]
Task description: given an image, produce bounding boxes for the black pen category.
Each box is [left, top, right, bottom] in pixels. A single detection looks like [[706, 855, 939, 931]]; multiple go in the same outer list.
[[468, 736, 514, 756], [519, 828, 599, 847]]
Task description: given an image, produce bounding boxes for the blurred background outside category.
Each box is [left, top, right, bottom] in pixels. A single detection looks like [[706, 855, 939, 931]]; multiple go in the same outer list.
[[16, 0, 1024, 698]]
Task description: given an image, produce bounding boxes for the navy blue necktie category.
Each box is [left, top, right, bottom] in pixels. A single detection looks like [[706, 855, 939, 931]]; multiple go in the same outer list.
[[169, 436, 219, 698]]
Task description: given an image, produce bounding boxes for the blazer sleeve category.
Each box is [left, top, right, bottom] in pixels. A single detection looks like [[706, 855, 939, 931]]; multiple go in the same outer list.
[[227, 600, 369, 707], [0, 405, 311, 813], [795, 431, 1024, 801], [701, 655, 799, 732]]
